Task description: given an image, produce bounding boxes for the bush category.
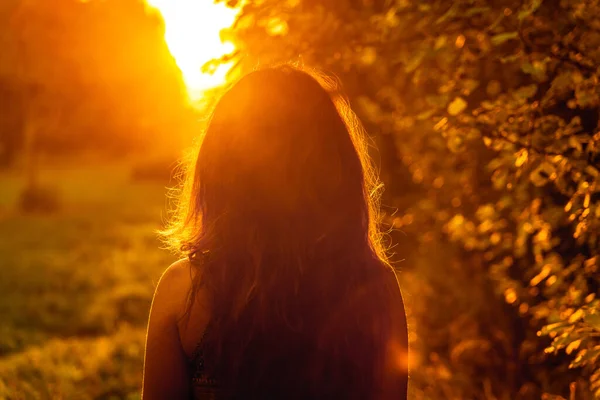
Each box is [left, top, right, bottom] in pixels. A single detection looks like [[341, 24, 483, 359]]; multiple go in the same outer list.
[[130, 158, 177, 184], [0, 325, 145, 399], [231, 0, 600, 398], [18, 185, 61, 214], [82, 284, 153, 334]]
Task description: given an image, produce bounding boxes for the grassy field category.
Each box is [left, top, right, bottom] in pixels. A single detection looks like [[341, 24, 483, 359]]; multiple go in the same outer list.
[[0, 162, 427, 399], [0, 163, 176, 399]]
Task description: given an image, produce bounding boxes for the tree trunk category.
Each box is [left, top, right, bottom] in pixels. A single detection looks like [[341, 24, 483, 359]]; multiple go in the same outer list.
[[23, 115, 38, 190]]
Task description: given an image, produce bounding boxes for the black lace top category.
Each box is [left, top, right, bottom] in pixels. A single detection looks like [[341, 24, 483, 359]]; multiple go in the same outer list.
[[189, 325, 220, 399]]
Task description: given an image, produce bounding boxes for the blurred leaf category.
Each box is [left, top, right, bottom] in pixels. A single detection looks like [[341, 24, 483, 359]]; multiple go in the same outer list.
[[539, 322, 568, 336], [530, 264, 551, 286], [515, 149, 529, 167], [530, 162, 556, 187], [585, 312, 600, 331], [585, 165, 599, 177], [491, 32, 519, 46], [434, 35, 448, 50], [405, 48, 427, 73], [356, 96, 383, 122], [521, 60, 547, 81], [448, 97, 467, 116], [465, 7, 491, 17], [514, 84, 538, 100], [476, 204, 496, 221], [416, 109, 436, 121], [462, 79, 480, 95], [436, 3, 459, 24], [518, 0, 543, 21], [566, 339, 582, 355], [568, 308, 585, 324]]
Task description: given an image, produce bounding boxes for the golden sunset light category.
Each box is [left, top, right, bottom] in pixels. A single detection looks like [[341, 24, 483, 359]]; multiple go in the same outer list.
[[145, 0, 240, 101], [3, 1, 598, 398]]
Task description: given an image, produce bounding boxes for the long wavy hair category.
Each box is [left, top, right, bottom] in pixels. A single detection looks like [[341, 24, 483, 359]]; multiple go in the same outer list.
[[164, 65, 400, 399]]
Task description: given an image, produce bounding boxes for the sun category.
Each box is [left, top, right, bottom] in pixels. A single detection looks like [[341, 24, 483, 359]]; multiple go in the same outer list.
[[145, 0, 240, 102]]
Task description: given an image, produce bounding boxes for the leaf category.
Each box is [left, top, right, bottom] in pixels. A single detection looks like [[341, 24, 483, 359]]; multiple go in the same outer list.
[[566, 339, 582, 355], [568, 308, 584, 323], [434, 117, 449, 130], [447, 134, 464, 153], [436, 3, 459, 24], [521, 60, 547, 81], [570, 347, 600, 368], [486, 80, 502, 96], [450, 339, 492, 363], [447, 214, 466, 234], [500, 53, 522, 64], [416, 109, 436, 121], [404, 48, 426, 73], [585, 165, 599, 177], [426, 94, 450, 109], [518, 0, 543, 21], [530, 264, 551, 286], [384, 8, 400, 27], [448, 97, 467, 116], [491, 32, 519, 46], [434, 35, 447, 50], [568, 136, 583, 153], [356, 96, 383, 122], [514, 84, 538, 100], [462, 79, 480, 95], [540, 394, 567, 400], [530, 162, 556, 187], [465, 7, 491, 17], [569, 346, 600, 368], [476, 204, 496, 221], [360, 47, 377, 66], [504, 287, 518, 304], [515, 149, 529, 167], [584, 312, 600, 331]]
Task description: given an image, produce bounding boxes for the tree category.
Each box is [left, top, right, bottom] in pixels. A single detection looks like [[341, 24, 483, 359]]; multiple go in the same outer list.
[[0, 0, 24, 168], [2, 0, 81, 206], [0, 0, 192, 172], [0, 78, 23, 168], [226, 0, 600, 398]]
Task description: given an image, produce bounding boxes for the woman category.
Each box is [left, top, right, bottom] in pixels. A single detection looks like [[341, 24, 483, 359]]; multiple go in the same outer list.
[[143, 65, 409, 399]]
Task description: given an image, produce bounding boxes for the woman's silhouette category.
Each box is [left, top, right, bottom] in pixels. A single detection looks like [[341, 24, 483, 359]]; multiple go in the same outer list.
[[143, 65, 408, 399]]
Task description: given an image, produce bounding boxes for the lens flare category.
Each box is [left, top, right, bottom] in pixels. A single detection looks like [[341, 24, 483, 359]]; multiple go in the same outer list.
[[145, 0, 240, 101]]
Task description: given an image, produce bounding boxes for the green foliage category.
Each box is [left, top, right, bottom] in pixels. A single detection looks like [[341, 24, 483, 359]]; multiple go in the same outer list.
[[0, 325, 146, 399], [0, 0, 193, 165], [0, 164, 175, 397], [228, 0, 600, 398]]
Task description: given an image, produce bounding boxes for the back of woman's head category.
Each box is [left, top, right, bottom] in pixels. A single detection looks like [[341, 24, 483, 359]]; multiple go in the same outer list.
[[190, 66, 380, 252], [165, 65, 395, 399]]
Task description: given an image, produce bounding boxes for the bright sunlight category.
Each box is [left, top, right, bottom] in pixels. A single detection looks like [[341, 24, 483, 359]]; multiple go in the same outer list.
[[145, 0, 240, 102]]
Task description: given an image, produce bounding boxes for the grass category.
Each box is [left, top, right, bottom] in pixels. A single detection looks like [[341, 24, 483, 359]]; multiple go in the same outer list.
[[0, 162, 176, 399], [0, 161, 426, 399]]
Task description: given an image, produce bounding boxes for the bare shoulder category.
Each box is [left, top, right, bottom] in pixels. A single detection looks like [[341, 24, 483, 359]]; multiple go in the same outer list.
[[143, 259, 195, 399], [152, 258, 194, 322], [159, 258, 194, 287]]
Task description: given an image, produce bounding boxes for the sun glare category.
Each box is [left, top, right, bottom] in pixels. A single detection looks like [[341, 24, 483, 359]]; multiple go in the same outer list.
[[145, 0, 240, 102]]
